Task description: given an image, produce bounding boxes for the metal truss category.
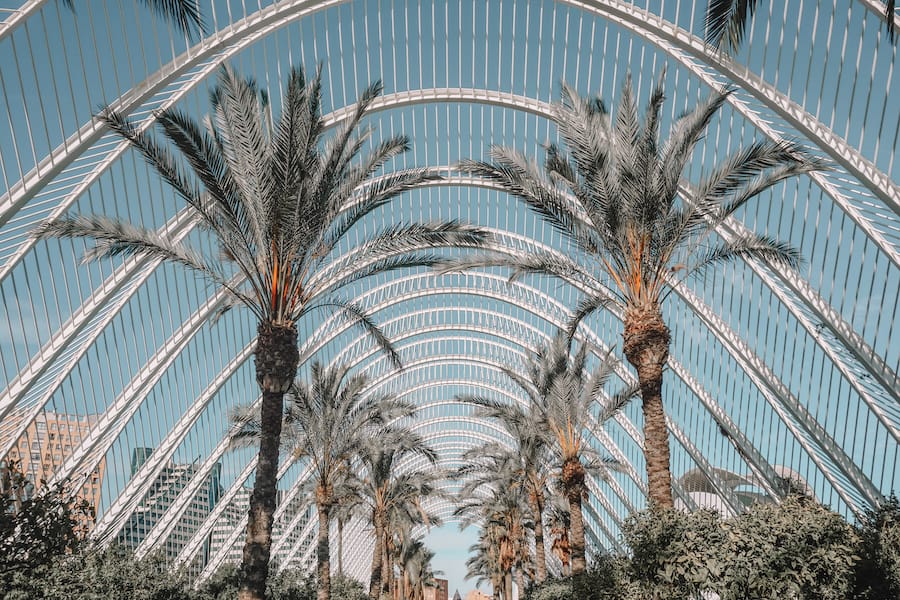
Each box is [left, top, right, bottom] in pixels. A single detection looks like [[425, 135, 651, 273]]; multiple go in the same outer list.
[[136, 250, 866, 564], [0, 0, 896, 578]]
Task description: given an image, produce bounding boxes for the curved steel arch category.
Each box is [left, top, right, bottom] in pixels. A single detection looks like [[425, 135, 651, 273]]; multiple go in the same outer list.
[[98, 249, 874, 562], [39, 219, 878, 563], [0, 0, 896, 582], [6, 145, 895, 502]]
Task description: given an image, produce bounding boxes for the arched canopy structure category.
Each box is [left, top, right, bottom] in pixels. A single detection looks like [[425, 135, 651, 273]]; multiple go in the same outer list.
[[0, 0, 897, 582]]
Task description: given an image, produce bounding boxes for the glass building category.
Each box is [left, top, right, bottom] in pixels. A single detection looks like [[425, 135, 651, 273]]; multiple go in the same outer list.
[[0, 0, 897, 582]]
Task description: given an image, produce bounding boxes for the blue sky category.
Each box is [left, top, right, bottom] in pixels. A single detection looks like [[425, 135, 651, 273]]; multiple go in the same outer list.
[[0, 0, 897, 587]]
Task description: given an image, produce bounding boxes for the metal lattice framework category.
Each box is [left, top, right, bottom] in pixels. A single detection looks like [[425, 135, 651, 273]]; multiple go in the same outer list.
[[0, 0, 897, 584]]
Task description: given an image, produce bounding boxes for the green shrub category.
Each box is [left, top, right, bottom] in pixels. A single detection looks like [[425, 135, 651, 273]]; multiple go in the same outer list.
[[4, 544, 193, 600], [623, 507, 725, 600], [719, 495, 858, 600], [853, 494, 900, 599]]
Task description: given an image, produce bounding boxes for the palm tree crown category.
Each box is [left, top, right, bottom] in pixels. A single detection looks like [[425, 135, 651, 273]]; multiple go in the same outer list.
[[457, 71, 823, 509]]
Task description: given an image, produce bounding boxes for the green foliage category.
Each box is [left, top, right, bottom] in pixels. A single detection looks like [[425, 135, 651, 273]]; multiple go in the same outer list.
[[328, 574, 368, 600], [524, 556, 632, 600], [0, 460, 93, 590], [4, 545, 192, 600], [719, 495, 858, 600], [853, 494, 900, 599], [196, 564, 363, 600], [623, 507, 724, 600]]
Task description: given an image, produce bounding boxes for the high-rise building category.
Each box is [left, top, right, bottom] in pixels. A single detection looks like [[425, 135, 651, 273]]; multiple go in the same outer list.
[[208, 485, 312, 569], [1, 410, 105, 527], [118, 447, 222, 562]]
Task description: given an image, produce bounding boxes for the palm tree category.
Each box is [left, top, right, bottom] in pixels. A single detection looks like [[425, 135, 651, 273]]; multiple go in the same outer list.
[[354, 430, 444, 600], [329, 470, 360, 578], [456, 474, 532, 600], [457, 72, 823, 509], [396, 535, 441, 600], [283, 361, 417, 600], [36, 64, 486, 600], [61, 0, 204, 40], [456, 401, 553, 583], [465, 528, 505, 600], [500, 334, 628, 574], [705, 0, 896, 51]]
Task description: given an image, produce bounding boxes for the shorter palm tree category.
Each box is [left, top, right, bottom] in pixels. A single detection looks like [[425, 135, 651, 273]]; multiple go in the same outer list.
[[465, 529, 505, 600], [233, 361, 415, 600], [290, 362, 417, 600], [396, 535, 441, 600], [545, 494, 571, 576], [455, 472, 532, 600], [353, 430, 444, 599], [456, 401, 553, 583], [501, 333, 632, 574]]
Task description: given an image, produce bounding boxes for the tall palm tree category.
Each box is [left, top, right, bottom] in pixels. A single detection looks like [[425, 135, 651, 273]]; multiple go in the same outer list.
[[457, 72, 823, 509], [284, 361, 416, 600], [354, 430, 443, 600], [499, 334, 628, 574], [456, 401, 553, 583], [705, 0, 896, 52], [61, 0, 204, 40], [36, 65, 486, 600]]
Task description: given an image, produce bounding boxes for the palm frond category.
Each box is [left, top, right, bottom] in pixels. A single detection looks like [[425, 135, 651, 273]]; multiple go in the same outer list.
[[62, 0, 203, 40], [704, 0, 760, 55], [564, 294, 617, 343], [687, 233, 800, 282], [887, 0, 897, 42], [306, 298, 401, 369], [98, 109, 209, 220], [316, 168, 446, 259]]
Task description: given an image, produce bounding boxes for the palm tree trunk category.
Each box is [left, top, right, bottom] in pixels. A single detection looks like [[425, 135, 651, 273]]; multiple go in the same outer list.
[[528, 486, 547, 584], [238, 322, 299, 600], [503, 571, 513, 600], [623, 303, 674, 508], [369, 511, 385, 599], [514, 567, 525, 600], [316, 496, 333, 600], [491, 575, 502, 600], [562, 457, 587, 575], [383, 535, 394, 599]]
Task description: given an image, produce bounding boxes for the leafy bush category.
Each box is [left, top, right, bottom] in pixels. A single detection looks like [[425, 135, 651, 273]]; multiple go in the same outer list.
[[524, 556, 632, 600], [623, 507, 724, 600], [853, 494, 900, 599], [4, 545, 192, 600], [328, 574, 368, 600], [196, 564, 362, 600], [1, 460, 94, 594], [719, 495, 858, 600]]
